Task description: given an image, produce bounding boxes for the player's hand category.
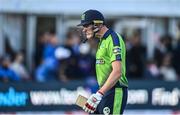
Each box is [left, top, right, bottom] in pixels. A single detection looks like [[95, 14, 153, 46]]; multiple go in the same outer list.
[[83, 91, 103, 113]]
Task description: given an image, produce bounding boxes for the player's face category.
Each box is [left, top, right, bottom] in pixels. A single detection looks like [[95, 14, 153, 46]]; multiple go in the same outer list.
[[82, 24, 94, 40]]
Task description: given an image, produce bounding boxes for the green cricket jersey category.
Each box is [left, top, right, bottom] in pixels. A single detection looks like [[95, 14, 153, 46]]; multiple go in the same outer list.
[[96, 29, 128, 87]]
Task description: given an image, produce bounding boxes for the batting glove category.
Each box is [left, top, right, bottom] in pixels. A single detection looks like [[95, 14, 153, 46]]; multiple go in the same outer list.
[[83, 91, 104, 113]]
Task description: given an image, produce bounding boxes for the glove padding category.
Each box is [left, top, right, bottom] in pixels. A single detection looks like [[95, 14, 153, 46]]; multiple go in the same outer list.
[[83, 91, 103, 113]]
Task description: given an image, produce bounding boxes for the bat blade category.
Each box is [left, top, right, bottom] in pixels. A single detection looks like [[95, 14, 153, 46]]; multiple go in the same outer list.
[[75, 95, 88, 108]]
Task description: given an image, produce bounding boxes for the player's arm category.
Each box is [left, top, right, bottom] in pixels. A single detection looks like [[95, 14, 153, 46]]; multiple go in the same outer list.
[[98, 61, 121, 94], [83, 60, 122, 113], [99, 36, 122, 94]]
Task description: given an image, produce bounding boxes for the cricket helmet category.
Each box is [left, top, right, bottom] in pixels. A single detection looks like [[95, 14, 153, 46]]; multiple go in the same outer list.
[[77, 9, 105, 26]]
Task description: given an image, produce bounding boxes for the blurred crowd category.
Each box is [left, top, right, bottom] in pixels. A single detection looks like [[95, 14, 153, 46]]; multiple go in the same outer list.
[[34, 30, 96, 82], [0, 30, 96, 82], [125, 30, 180, 81], [0, 28, 180, 82]]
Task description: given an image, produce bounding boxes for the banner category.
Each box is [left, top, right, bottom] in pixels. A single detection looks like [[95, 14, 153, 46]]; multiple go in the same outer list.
[[0, 80, 179, 112], [127, 80, 180, 110]]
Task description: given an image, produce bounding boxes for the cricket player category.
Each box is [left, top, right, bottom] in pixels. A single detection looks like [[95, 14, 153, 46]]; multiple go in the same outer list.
[[77, 9, 128, 114]]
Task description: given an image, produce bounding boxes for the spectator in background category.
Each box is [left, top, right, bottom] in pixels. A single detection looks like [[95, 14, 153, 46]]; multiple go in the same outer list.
[[63, 56, 83, 80], [154, 34, 173, 67], [64, 31, 81, 56], [60, 32, 83, 80], [35, 32, 51, 67], [172, 38, 180, 79], [10, 52, 30, 81], [35, 33, 59, 82], [144, 59, 161, 80], [160, 53, 177, 81], [43, 33, 59, 59], [55, 46, 71, 82], [0, 55, 20, 82], [127, 30, 146, 79], [35, 58, 59, 82], [78, 43, 96, 78]]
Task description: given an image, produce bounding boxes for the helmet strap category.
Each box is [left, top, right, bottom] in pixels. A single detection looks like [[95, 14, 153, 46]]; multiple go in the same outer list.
[[92, 24, 103, 38]]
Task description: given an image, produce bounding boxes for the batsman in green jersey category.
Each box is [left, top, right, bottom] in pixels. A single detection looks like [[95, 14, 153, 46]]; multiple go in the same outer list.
[[78, 9, 128, 114]]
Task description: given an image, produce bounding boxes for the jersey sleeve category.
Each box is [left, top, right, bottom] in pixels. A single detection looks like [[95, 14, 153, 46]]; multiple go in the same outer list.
[[108, 32, 122, 63]]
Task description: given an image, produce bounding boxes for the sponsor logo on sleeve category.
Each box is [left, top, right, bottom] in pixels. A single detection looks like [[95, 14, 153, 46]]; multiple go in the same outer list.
[[113, 47, 121, 55]]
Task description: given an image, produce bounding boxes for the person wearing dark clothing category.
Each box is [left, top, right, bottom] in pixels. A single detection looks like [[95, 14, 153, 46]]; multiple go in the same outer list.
[[127, 31, 146, 79], [172, 39, 180, 79]]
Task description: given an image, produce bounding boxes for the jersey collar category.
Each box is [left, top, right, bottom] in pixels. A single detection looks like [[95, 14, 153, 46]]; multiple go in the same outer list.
[[102, 29, 113, 39]]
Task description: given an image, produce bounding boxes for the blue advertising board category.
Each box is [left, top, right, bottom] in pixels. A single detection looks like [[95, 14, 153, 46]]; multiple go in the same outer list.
[[0, 80, 179, 112]]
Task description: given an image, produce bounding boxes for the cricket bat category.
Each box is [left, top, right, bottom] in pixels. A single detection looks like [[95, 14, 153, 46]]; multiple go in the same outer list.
[[75, 95, 88, 108]]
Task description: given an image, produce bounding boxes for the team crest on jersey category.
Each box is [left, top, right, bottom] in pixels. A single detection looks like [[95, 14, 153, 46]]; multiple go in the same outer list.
[[81, 14, 85, 20], [96, 59, 105, 64], [113, 47, 121, 54], [103, 107, 110, 115]]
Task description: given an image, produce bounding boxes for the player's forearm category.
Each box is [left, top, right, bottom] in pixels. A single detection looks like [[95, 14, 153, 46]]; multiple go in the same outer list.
[[99, 70, 121, 94]]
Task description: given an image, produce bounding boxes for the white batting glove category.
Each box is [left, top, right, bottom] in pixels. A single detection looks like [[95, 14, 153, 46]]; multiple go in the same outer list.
[[83, 91, 104, 113]]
